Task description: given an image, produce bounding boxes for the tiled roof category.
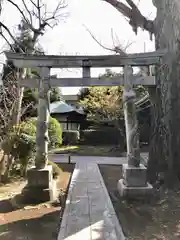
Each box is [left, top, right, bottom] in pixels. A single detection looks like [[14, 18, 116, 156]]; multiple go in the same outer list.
[[50, 101, 84, 114]]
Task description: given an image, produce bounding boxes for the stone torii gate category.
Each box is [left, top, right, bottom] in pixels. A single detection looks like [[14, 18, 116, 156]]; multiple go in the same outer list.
[[5, 50, 165, 201]]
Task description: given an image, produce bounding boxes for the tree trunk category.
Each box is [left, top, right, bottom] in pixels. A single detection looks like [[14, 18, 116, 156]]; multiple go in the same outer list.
[[12, 52, 34, 125], [103, 0, 180, 186], [147, 86, 164, 183], [1, 154, 14, 183], [12, 85, 24, 125], [148, 0, 180, 186]]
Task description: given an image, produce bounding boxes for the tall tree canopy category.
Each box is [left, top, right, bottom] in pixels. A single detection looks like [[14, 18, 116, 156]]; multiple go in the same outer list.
[[79, 69, 124, 122]]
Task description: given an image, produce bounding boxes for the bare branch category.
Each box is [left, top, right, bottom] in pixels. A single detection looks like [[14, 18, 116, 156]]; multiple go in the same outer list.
[[0, 22, 25, 53], [126, 0, 138, 9], [42, 1, 68, 24], [29, 0, 67, 42], [103, 0, 132, 18], [84, 23, 151, 79], [83, 24, 118, 53], [0, 32, 14, 51], [83, 24, 129, 56], [0, 0, 2, 14], [6, 0, 29, 24], [21, 102, 34, 117], [22, 0, 33, 25], [37, 0, 41, 29], [29, 0, 37, 8], [103, 0, 155, 39], [1, 0, 67, 50]]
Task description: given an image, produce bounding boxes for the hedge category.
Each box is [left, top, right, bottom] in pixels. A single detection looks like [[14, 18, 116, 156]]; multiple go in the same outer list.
[[62, 130, 79, 145], [80, 128, 125, 146]]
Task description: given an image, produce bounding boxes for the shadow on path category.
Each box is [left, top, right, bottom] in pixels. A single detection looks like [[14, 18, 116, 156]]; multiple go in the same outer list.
[[0, 208, 61, 240]]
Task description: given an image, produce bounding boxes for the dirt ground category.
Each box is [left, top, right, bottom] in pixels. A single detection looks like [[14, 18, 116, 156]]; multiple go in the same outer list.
[[0, 163, 74, 240], [99, 164, 180, 240], [50, 145, 124, 157]]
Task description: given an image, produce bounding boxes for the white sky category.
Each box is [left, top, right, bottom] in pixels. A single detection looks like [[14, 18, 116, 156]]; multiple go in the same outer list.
[[0, 0, 156, 95]]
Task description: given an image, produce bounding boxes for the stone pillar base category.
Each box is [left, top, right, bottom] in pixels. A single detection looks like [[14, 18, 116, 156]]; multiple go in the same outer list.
[[22, 165, 57, 203], [117, 179, 153, 198], [123, 164, 147, 187], [117, 164, 153, 199]]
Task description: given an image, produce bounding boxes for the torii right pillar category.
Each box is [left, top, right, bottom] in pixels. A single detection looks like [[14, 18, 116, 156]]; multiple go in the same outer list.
[[117, 65, 153, 199]]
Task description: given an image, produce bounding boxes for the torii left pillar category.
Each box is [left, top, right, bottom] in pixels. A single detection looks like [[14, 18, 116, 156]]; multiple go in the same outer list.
[[23, 67, 56, 203]]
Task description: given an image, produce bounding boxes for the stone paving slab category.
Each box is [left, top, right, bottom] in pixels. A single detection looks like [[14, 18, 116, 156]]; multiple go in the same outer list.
[[57, 162, 126, 240], [52, 153, 148, 165]]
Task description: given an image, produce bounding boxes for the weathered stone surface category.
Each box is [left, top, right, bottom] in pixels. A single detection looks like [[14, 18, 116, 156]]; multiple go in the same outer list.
[[22, 183, 56, 203], [22, 165, 56, 203], [117, 179, 153, 199], [123, 65, 141, 168], [123, 163, 147, 187], [27, 165, 53, 188], [58, 162, 125, 240], [35, 67, 50, 169]]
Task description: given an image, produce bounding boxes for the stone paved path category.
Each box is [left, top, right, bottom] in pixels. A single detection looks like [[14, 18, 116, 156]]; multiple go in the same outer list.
[[56, 153, 148, 239], [57, 162, 126, 240]]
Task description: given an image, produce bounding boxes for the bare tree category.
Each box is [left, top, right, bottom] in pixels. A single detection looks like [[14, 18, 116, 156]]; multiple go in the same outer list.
[[0, 0, 67, 181], [0, 0, 67, 125], [0, 64, 35, 182]]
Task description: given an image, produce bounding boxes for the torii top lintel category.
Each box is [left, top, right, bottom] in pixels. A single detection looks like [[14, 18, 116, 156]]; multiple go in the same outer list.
[[4, 50, 166, 69]]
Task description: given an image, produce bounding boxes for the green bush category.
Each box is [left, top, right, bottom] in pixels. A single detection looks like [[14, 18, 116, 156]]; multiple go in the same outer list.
[[48, 160, 62, 179], [62, 130, 79, 145], [1, 121, 37, 177], [1, 117, 62, 177], [3, 120, 37, 157], [13, 133, 36, 158], [17, 118, 37, 137], [13, 133, 36, 176], [48, 117, 62, 148], [13, 120, 37, 174], [24, 117, 62, 149]]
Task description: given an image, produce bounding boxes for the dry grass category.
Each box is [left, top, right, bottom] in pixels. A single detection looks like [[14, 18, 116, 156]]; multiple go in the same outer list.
[[0, 163, 74, 240], [50, 145, 124, 157], [99, 164, 180, 240]]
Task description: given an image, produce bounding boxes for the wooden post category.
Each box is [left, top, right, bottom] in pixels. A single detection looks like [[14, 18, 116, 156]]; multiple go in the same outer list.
[[82, 60, 91, 78], [68, 154, 71, 164], [35, 67, 50, 169], [123, 65, 140, 167]]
